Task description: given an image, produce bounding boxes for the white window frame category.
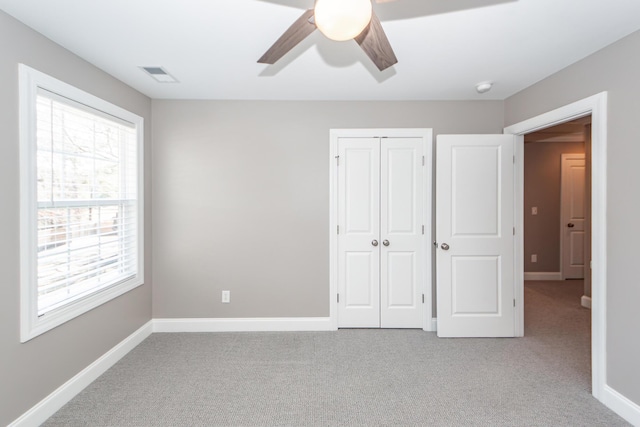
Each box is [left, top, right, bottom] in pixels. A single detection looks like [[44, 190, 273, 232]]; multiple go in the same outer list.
[[19, 64, 145, 342]]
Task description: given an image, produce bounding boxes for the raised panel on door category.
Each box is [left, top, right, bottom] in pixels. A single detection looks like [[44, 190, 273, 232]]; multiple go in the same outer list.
[[337, 138, 380, 327], [436, 134, 515, 337], [380, 138, 424, 328], [561, 154, 585, 279]]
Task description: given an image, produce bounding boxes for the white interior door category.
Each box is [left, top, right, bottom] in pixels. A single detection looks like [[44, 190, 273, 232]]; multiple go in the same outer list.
[[436, 134, 515, 337], [337, 136, 424, 328], [561, 153, 586, 279], [380, 138, 424, 328], [337, 138, 380, 327]]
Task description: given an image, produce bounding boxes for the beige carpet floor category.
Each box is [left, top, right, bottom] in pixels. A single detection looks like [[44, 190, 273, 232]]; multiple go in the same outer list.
[[43, 280, 629, 426]]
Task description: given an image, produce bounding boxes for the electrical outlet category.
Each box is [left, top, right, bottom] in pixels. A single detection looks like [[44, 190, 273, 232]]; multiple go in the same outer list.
[[531, 207, 538, 215], [531, 254, 537, 263], [222, 290, 230, 303]]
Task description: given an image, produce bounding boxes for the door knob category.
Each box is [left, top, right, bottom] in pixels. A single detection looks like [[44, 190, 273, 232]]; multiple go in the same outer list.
[[372, 240, 379, 247], [441, 243, 450, 250], [383, 240, 390, 246], [567, 223, 575, 228]]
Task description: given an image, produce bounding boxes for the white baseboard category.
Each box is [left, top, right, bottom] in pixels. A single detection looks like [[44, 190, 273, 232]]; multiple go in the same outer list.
[[431, 318, 437, 332], [602, 385, 640, 426], [9, 320, 153, 427], [581, 295, 592, 309], [524, 272, 562, 281], [153, 317, 335, 333]]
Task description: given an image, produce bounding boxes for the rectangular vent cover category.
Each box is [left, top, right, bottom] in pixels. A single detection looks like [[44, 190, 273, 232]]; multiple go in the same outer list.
[[140, 66, 178, 83]]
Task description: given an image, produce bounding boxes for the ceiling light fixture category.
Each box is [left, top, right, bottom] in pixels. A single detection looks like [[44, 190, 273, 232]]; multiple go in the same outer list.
[[475, 82, 493, 94], [314, 0, 373, 41]]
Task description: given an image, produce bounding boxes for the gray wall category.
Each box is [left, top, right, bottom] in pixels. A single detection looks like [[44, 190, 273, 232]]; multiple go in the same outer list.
[[151, 100, 505, 318], [0, 11, 152, 426], [506, 29, 640, 406], [524, 141, 584, 272]]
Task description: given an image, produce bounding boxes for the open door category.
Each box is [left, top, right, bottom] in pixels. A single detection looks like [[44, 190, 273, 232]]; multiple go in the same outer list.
[[436, 135, 516, 337]]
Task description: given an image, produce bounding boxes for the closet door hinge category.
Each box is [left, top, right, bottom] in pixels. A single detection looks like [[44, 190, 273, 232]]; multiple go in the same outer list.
[[337, 294, 340, 303], [422, 294, 425, 304], [335, 155, 340, 166], [337, 225, 340, 235], [422, 225, 425, 235], [422, 156, 425, 166], [513, 299, 516, 307]]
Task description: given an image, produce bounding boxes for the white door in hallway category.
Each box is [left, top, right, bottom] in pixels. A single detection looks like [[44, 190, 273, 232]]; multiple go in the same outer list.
[[436, 134, 516, 337], [337, 136, 425, 328], [561, 153, 586, 279]]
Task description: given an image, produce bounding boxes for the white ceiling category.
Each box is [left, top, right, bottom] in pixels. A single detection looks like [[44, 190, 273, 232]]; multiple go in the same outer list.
[[2, 0, 640, 100]]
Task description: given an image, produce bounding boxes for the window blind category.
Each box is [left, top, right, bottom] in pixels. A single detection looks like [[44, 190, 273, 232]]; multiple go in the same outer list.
[[35, 89, 139, 316]]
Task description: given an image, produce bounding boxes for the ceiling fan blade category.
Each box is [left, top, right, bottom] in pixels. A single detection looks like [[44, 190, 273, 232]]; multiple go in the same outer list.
[[354, 11, 398, 71], [258, 9, 316, 64]]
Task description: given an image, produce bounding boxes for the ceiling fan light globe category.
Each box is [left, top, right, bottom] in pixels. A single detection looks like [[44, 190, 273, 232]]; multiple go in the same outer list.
[[314, 0, 373, 41]]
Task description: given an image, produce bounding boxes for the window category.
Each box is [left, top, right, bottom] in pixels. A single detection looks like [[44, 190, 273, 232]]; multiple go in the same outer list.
[[19, 65, 144, 342]]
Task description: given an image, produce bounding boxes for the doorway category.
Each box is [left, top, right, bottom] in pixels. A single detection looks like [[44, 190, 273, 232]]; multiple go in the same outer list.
[[520, 118, 594, 404], [523, 118, 591, 289], [504, 92, 607, 401]]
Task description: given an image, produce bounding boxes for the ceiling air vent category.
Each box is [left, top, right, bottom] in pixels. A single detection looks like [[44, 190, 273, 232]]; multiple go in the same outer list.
[[140, 66, 178, 83]]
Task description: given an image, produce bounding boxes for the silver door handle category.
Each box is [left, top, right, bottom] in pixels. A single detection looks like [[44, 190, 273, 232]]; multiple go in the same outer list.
[[567, 223, 575, 228], [372, 240, 379, 247], [441, 243, 450, 250], [383, 240, 390, 246]]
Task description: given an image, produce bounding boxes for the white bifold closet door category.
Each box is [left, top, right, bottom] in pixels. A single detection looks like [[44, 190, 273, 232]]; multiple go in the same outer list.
[[337, 137, 424, 328]]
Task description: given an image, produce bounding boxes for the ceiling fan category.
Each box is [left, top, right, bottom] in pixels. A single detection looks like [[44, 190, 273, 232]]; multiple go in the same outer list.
[[258, 0, 398, 71]]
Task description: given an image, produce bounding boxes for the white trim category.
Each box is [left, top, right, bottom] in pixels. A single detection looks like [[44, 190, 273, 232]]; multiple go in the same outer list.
[[505, 92, 607, 402], [152, 317, 334, 333], [581, 295, 592, 309], [523, 272, 562, 281], [9, 321, 152, 427], [329, 129, 433, 331], [18, 64, 145, 342], [431, 318, 437, 332], [602, 385, 640, 426], [513, 134, 525, 337]]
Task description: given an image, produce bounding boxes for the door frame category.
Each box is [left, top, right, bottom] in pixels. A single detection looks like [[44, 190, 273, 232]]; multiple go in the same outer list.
[[560, 152, 586, 279], [329, 128, 434, 331], [504, 92, 607, 401]]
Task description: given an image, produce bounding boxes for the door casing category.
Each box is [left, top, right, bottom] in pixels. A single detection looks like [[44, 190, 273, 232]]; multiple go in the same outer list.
[[504, 92, 608, 402], [330, 128, 434, 331]]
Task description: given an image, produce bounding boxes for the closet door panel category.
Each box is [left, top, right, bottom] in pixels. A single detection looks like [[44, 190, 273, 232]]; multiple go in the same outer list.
[[380, 138, 424, 328], [337, 137, 380, 327]]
